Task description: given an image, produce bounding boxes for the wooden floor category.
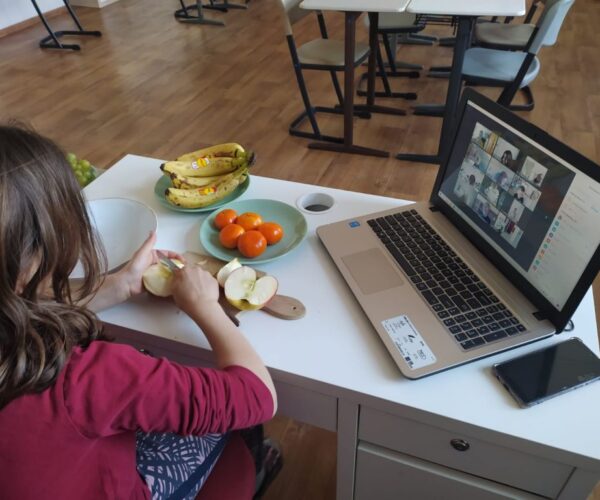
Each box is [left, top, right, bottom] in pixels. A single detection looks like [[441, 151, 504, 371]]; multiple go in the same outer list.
[[1, 1, 599, 498]]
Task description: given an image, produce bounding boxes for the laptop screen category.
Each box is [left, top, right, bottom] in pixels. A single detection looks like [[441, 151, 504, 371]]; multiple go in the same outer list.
[[437, 100, 600, 313]]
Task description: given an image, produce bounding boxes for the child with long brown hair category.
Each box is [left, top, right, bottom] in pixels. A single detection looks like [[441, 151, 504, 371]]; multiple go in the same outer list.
[[0, 124, 278, 499]]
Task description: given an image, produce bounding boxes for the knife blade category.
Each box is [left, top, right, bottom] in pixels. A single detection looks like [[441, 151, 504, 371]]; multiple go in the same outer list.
[[156, 250, 181, 272]]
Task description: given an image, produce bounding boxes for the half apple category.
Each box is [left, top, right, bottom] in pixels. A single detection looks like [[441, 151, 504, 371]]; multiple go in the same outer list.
[[224, 266, 278, 311], [142, 259, 184, 297]]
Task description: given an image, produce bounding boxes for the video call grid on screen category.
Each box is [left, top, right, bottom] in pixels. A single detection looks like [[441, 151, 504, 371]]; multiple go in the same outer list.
[[438, 103, 575, 274]]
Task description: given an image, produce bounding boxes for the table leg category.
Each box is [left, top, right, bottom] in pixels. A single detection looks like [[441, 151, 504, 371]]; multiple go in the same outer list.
[[396, 16, 474, 165], [336, 399, 359, 500], [308, 11, 389, 158], [366, 12, 378, 109]]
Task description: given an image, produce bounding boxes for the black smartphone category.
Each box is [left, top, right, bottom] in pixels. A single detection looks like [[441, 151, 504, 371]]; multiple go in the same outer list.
[[493, 337, 600, 408]]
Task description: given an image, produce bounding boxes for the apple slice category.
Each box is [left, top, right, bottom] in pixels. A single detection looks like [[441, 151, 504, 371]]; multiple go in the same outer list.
[[142, 259, 184, 297], [216, 258, 242, 287], [224, 266, 278, 311]]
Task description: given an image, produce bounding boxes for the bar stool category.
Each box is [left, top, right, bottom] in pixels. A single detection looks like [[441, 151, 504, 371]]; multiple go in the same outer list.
[[174, 0, 225, 25], [30, 0, 101, 51], [356, 13, 428, 100], [279, 0, 370, 144]]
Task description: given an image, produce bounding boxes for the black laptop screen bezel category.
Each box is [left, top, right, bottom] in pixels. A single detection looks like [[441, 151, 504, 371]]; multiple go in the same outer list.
[[430, 88, 600, 333]]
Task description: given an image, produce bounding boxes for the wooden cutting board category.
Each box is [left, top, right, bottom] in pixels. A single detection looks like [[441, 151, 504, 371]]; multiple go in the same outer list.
[[184, 252, 306, 323]]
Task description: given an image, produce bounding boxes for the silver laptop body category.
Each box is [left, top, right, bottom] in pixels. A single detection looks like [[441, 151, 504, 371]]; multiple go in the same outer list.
[[317, 90, 600, 378]]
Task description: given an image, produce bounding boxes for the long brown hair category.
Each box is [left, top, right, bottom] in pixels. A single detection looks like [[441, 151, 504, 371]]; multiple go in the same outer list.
[[0, 124, 106, 409]]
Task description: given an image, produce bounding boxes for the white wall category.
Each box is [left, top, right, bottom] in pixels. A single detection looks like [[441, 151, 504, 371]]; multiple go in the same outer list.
[[0, 0, 64, 31]]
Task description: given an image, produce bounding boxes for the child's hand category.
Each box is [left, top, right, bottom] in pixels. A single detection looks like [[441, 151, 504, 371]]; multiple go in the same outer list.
[[170, 265, 220, 318], [118, 232, 183, 300]]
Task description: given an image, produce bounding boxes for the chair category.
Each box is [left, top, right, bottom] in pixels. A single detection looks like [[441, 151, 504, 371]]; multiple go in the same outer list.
[[460, 0, 575, 112], [356, 13, 430, 100], [174, 0, 225, 26], [280, 0, 370, 143], [30, 0, 101, 51], [474, 1, 547, 50], [365, 13, 433, 72]]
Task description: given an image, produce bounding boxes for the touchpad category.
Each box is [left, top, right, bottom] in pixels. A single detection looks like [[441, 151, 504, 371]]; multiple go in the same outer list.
[[342, 248, 404, 295]]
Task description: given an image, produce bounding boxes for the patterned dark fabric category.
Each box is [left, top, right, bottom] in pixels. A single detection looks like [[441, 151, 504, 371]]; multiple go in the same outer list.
[[136, 431, 228, 500]]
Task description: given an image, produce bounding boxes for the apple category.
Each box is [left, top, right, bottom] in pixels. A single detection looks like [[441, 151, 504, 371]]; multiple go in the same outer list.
[[216, 258, 242, 287], [224, 266, 278, 311], [142, 259, 184, 297]]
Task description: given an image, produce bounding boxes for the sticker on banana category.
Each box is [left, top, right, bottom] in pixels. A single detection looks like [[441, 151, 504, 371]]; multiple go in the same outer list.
[[165, 169, 248, 209], [177, 143, 245, 162]]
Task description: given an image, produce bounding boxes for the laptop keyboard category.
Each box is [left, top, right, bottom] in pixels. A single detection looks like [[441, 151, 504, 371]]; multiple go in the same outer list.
[[367, 209, 527, 351]]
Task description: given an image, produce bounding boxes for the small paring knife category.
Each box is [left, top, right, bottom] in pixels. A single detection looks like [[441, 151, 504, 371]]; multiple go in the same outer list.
[[156, 250, 182, 272]]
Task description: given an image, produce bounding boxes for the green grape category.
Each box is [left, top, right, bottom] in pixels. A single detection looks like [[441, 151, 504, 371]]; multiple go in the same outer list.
[[66, 152, 96, 187], [66, 153, 77, 167]]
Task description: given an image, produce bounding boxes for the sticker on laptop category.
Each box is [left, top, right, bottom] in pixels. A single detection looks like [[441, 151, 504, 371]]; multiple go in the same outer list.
[[382, 315, 436, 370]]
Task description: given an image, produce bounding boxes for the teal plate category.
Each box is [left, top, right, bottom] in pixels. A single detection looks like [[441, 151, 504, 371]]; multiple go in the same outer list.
[[154, 175, 250, 213], [200, 199, 308, 264]]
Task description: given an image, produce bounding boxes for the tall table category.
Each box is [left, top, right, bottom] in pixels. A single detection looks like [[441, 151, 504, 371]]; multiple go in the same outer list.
[[396, 0, 526, 165], [299, 0, 410, 158], [91, 155, 600, 500]]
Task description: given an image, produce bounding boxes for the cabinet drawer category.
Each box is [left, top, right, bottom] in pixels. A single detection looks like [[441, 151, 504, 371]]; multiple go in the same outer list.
[[359, 407, 571, 498], [355, 443, 545, 500]]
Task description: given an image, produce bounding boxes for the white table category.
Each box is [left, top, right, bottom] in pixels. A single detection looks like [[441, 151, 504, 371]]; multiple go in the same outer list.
[[90, 155, 600, 499], [299, 0, 410, 158], [398, 0, 526, 165]]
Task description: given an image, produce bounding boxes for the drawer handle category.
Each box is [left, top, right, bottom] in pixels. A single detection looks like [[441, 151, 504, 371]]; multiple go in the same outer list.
[[450, 438, 470, 452]]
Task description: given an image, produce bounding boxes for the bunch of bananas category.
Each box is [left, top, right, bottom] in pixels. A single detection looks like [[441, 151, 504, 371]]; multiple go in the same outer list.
[[161, 143, 255, 209]]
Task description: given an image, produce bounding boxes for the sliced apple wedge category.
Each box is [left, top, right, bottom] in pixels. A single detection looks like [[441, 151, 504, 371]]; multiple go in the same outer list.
[[216, 258, 242, 288], [224, 266, 278, 311], [142, 259, 184, 297]]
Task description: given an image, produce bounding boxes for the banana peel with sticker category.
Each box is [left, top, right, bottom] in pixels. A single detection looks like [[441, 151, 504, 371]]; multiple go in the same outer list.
[[165, 168, 248, 209], [169, 170, 232, 190], [177, 143, 245, 162], [161, 151, 255, 178]]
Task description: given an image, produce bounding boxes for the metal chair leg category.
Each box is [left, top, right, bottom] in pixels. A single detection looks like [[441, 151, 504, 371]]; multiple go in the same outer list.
[[203, 0, 247, 11], [400, 33, 437, 45], [174, 0, 225, 25], [32, 0, 101, 51], [357, 37, 418, 100], [330, 71, 344, 107], [382, 34, 423, 75]]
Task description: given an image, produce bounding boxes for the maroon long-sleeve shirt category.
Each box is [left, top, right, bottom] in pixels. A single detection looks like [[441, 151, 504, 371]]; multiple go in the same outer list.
[[0, 341, 274, 499]]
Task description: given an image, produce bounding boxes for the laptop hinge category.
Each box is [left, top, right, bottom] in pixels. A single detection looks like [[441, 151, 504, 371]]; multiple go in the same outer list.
[[429, 205, 440, 212], [533, 311, 547, 321]]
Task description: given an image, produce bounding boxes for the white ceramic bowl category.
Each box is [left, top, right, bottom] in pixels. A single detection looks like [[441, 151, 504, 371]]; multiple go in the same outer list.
[[70, 198, 158, 279]]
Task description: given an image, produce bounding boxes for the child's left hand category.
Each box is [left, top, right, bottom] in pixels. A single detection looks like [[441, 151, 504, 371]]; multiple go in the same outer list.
[[117, 231, 183, 299]]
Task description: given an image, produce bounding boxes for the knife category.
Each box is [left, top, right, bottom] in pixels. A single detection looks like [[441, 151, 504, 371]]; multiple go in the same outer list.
[[156, 250, 244, 326], [156, 250, 181, 272]]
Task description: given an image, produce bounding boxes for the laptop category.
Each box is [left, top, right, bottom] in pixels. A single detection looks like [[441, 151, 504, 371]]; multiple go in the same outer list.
[[317, 89, 600, 379]]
